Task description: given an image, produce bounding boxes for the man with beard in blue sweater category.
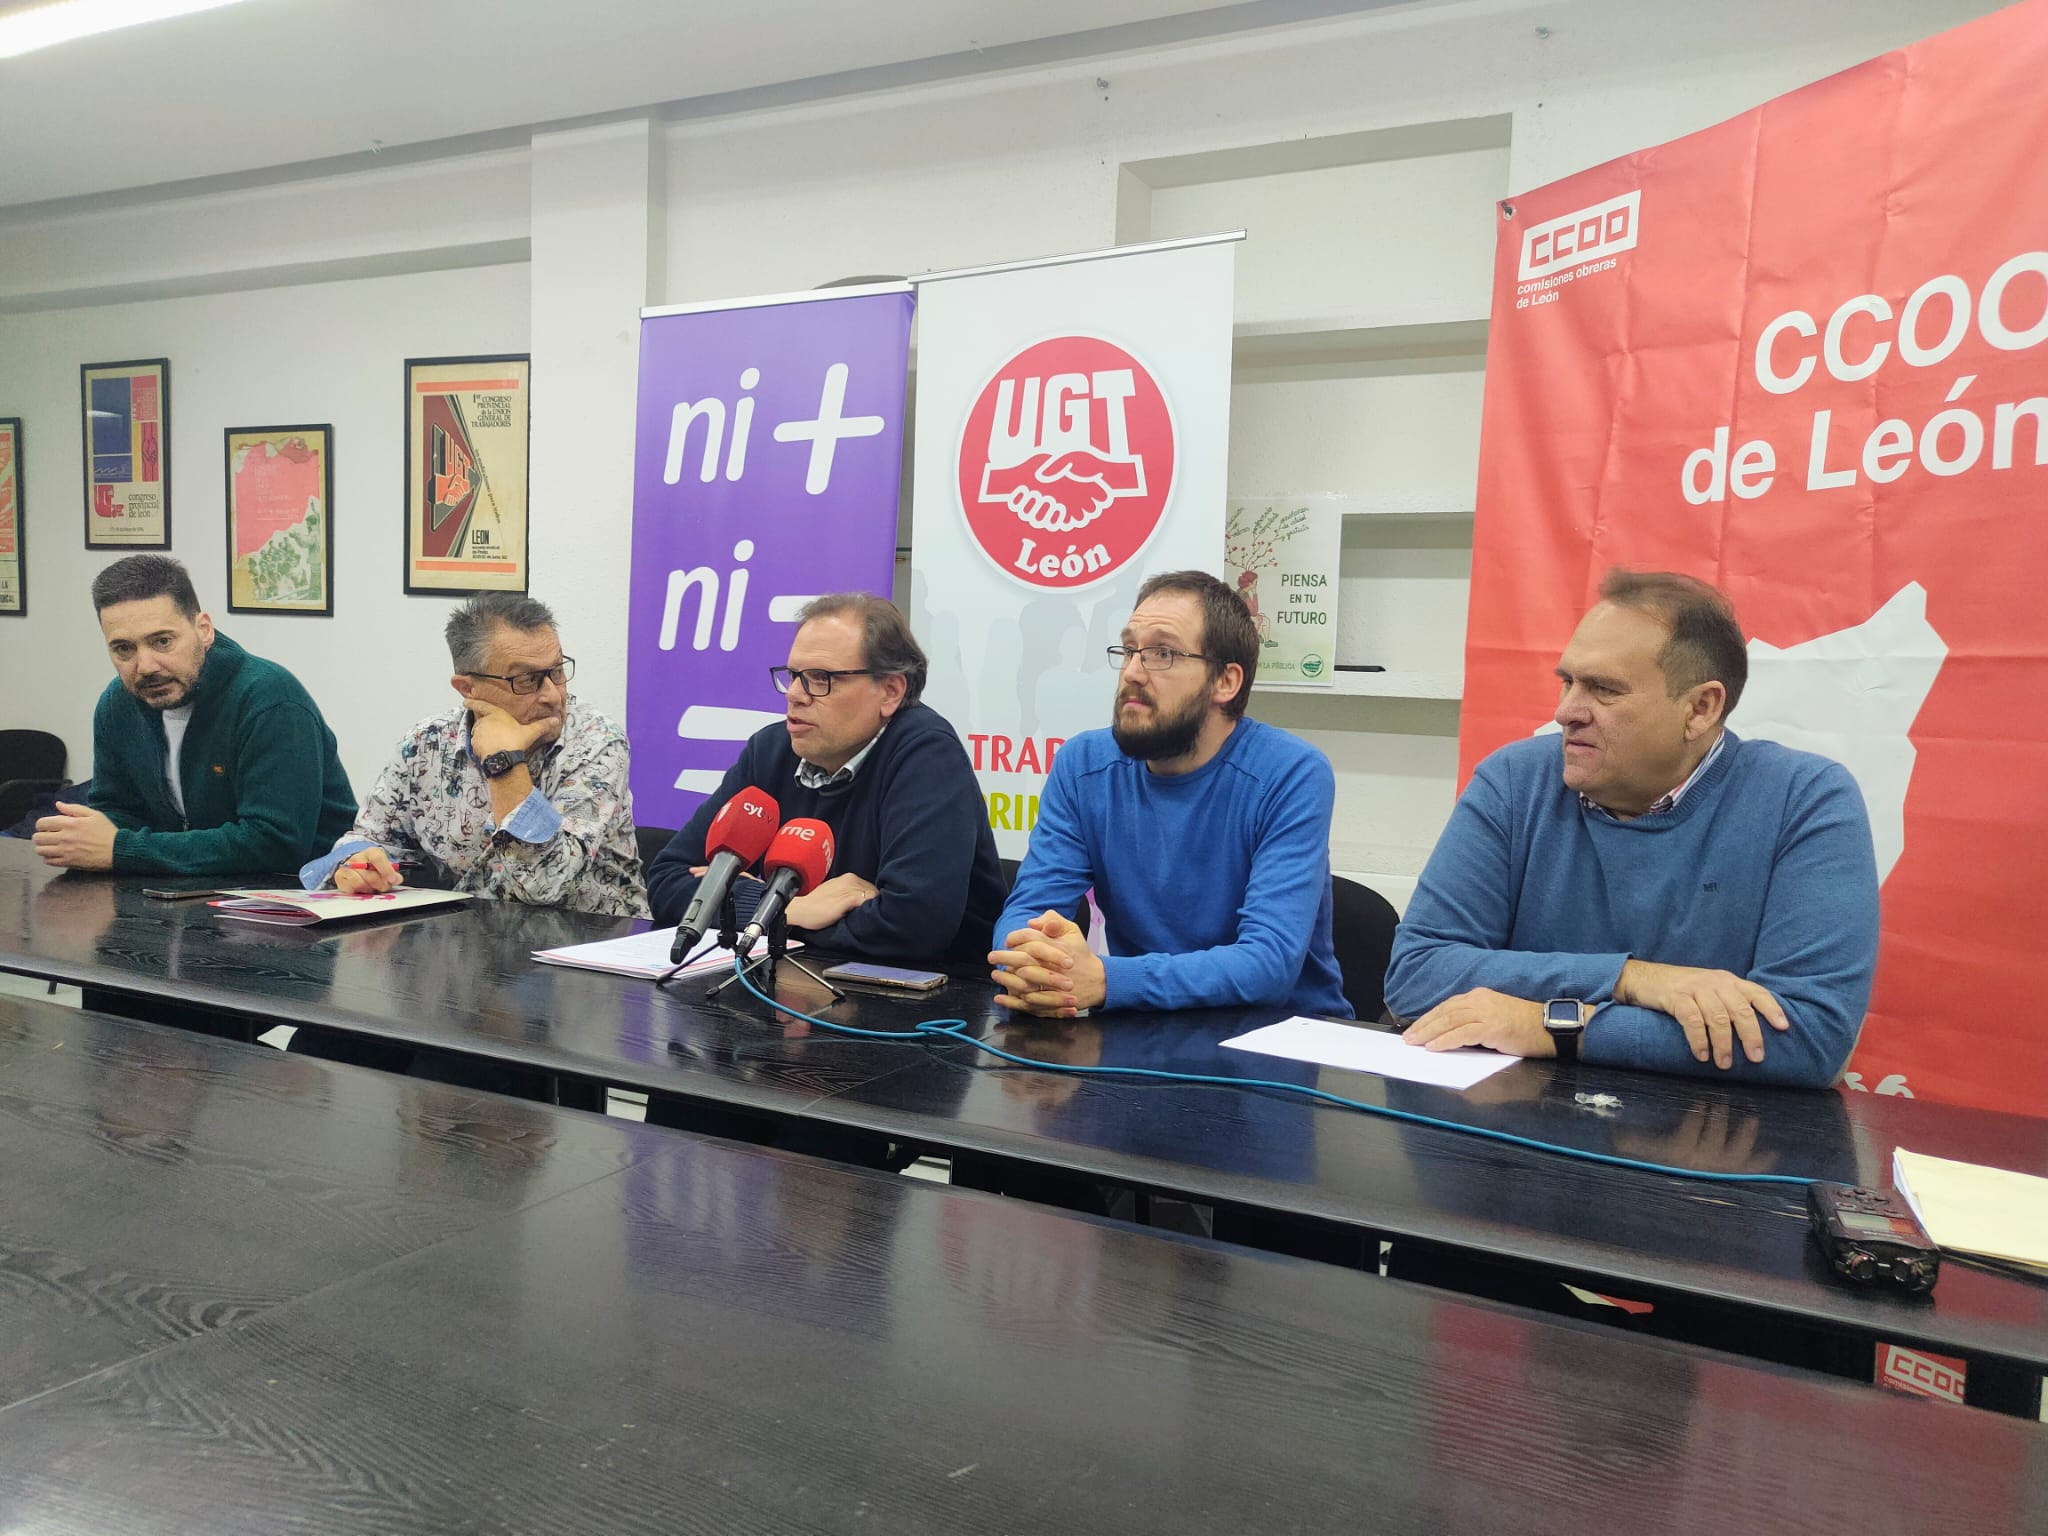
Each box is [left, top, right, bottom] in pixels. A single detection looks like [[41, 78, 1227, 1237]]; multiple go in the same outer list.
[[1387, 569, 1879, 1088], [993, 571, 1348, 1019]]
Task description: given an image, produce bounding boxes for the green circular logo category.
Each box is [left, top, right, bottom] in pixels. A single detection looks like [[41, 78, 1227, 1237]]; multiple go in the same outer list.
[[1299, 654, 1327, 679]]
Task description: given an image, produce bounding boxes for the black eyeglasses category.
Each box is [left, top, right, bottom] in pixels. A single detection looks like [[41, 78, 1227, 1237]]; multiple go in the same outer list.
[[467, 657, 575, 695], [1106, 645, 1211, 672], [770, 666, 879, 698]]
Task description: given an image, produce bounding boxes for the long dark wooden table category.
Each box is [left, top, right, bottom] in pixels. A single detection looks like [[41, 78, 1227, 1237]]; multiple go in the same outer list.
[[0, 843, 1003, 1122], [848, 1011, 2048, 1407], [4, 841, 2045, 1413], [0, 993, 2041, 1535]]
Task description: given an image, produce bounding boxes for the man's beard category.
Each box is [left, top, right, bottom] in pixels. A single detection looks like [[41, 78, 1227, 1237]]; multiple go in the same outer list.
[[1111, 688, 1206, 762], [132, 645, 207, 711], [134, 677, 193, 711]]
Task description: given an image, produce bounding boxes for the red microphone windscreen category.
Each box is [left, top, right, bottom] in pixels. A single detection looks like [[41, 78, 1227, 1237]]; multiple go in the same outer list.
[[761, 818, 834, 894], [704, 787, 780, 864]]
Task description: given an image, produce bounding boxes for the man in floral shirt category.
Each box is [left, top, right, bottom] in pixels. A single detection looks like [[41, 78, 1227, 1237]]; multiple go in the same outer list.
[[301, 592, 648, 917]]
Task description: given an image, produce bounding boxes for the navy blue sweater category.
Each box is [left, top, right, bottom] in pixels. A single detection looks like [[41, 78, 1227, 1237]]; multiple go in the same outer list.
[[1384, 731, 1879, 1088], [646, 702, 1006, 961]]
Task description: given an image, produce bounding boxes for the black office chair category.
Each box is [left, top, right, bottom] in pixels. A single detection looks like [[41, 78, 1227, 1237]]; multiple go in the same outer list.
[[636, 825, 677, 869], [0, 730, 66, 832], [1330, 875, 1401, 1023], [1000, 856, 1090, 940]]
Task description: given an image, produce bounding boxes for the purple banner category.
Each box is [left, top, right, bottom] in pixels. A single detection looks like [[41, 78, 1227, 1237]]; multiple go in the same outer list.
[[627, 289, 913, 830]]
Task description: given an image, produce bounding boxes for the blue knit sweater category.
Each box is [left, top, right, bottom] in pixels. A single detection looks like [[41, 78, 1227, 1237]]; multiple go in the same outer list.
[[998, 719, 1350, 1017], [1384, 731, 1878, 1088]]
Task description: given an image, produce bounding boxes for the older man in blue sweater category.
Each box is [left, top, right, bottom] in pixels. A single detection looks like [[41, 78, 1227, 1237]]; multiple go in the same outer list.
[[993, 571, 1349, 1019], [1387, 570, 1878, 1088]]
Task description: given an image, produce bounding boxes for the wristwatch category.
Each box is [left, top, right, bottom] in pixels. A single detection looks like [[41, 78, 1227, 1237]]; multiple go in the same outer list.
[[477, 749, 525, 780], [1543, 999, 1586, 1062]]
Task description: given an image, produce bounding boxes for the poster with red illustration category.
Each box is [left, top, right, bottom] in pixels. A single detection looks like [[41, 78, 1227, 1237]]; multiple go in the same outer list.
[[403, 354, 530, 595], [911, 237, 1236, 858], [225, 425, 332, 615], [0, 417, 23, 615], [1467, 0, 2048, 1112]]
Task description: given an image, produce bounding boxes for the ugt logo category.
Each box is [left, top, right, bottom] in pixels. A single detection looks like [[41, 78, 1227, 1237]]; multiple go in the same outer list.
[[956, 335, 1176, 590]]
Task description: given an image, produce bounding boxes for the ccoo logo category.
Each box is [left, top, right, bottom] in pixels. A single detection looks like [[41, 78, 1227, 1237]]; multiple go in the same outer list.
[[955, 335, 1176, 590]]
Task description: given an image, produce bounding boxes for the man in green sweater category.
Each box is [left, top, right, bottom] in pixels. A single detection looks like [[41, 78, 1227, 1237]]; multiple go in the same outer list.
[[32, 554, 355, 875]]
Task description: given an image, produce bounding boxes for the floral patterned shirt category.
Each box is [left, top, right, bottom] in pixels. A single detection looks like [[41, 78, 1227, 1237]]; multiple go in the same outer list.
[[301, 697, 649, 917]]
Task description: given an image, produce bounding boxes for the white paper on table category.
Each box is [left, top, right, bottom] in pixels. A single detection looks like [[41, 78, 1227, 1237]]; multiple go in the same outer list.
[[532, 926, 790, 980], [1222, 1017, 1520, 1091]]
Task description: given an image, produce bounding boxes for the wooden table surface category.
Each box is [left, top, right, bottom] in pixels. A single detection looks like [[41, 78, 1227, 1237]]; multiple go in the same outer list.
[[5, 840, 2045, 1386], [0, 993, 2040, 1536]]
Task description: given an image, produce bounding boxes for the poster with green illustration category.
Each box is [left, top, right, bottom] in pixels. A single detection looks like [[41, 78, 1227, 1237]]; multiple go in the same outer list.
[[225, 425, 333, 616], [1225, 496, 1342, 685]]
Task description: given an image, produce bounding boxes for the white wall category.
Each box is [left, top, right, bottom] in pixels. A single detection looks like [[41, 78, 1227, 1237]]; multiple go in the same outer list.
[[0, 0, 2006, 888], [0, 264, 530, 796]]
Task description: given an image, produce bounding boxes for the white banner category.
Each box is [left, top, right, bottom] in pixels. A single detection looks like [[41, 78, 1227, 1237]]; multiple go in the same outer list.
[[909, 235, 1239, 857]]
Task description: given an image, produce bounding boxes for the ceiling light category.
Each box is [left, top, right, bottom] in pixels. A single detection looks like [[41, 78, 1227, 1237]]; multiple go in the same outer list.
[[0, 0, 253, 60]]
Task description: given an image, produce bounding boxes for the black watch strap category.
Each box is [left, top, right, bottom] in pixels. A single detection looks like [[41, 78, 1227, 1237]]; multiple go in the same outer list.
[[478, 749, 524, 780], [1544, 999, 1585, 1062]]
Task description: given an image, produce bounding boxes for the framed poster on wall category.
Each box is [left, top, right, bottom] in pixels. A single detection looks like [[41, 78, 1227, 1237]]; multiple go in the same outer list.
[[224, 424, 333, 616], [402, 354, 530, 595], [0, 417, 24, 616], [80, 357, 170, 548]]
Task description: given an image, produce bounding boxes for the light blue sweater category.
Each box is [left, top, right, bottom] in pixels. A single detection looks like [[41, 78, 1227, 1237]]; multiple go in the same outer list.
[[998, 719, 1350, 1017], [1384, 731, 1879, 1088]]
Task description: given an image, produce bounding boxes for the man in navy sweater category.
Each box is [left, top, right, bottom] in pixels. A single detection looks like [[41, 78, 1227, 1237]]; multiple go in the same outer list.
[[1387, 570, 1879, 1088], [646, 593, 1005, 961], [993, 571, 1349, 1018]]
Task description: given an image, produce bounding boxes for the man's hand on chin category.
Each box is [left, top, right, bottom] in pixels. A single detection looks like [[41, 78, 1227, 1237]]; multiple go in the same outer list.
[[1401, 988, 1556, 1056], [989, 910, 1106, 1018], [31, 802, 118, 871], [469, 699, 560, 760]]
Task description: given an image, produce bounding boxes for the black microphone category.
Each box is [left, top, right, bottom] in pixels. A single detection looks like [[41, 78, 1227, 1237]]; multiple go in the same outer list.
[[739, 819, 835, 947], [670, 787, 780, 962]]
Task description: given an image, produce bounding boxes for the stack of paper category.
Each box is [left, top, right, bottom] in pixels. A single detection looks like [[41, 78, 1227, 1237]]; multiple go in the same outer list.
[[1892, 1148, 2048, 1279], [1222, 1017, 1520, 1091], [532, 927, 789, 981]]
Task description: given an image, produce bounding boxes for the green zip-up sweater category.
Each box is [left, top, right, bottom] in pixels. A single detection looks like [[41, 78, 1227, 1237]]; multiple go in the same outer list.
[[87, 632, 356, 875]]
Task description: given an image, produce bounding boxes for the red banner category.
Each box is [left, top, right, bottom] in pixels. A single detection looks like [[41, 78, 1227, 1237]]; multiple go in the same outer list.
[[1467, 0, 2048, 1113]]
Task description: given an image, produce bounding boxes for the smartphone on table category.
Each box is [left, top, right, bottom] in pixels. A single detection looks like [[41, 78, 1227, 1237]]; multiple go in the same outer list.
[[820, 961, 948, 993]]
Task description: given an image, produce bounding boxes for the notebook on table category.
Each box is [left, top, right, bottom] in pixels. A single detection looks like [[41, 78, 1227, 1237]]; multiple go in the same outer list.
[[209, 888, 474, 927], [1892, 1148, 2048, 1280]]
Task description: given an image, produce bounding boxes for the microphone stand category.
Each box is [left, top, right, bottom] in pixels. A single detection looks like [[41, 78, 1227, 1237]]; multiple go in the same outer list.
[[654, 884, 740, 991], [702, 894, 846, 1007]]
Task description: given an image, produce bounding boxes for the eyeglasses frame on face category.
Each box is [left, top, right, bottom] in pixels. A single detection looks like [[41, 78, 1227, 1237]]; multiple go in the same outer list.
[[770, 666, 883, 698], [1106, 645, 1213, 672], [464, 656, 576, 695]]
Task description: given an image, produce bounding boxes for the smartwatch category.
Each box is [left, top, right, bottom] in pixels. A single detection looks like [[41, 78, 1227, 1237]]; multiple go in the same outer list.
[[477, 749, 525, 780], [1543, 999, 1586, 1062]]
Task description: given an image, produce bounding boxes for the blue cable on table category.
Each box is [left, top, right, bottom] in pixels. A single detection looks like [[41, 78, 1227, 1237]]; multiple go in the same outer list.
[[725, 957, 1818, 1190]]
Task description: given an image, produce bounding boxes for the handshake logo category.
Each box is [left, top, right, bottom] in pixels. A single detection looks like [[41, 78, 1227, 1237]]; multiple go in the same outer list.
[[957, 335, 1177, 591], [981, 447, 1147, 535]]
